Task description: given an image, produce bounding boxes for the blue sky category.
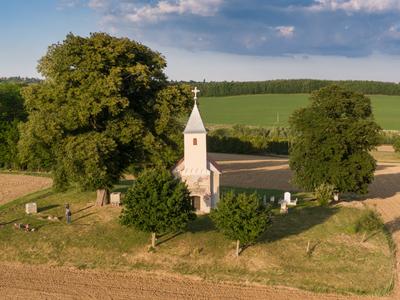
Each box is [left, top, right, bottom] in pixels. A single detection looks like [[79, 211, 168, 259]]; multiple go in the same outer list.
[[2, 0, 400, 81]]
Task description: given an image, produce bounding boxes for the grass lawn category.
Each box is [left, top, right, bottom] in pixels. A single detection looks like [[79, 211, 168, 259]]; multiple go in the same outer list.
[[0, 183, 395, 296], [200, 94, 400, 130]]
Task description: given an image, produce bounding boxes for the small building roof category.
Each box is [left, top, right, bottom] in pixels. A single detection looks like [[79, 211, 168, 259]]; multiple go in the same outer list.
[[184, 103, 207, 134]]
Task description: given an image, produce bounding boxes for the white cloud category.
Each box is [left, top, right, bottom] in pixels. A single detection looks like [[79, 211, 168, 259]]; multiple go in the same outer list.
[[276, 26, 295, 38], [125, 0, 223, 23], [88, 0, 107, 9], [309, 0, 400, 13]]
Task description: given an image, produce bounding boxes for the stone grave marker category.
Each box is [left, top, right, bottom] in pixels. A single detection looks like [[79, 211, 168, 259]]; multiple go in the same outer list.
[[284, 192, 291, 203], [110, 192, 122, 206], [25, 202, 37, 214]]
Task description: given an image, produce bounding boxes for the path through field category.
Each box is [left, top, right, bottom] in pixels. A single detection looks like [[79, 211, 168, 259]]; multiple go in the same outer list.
[[0, 174, 52, 205], [1, 156, 400, 299]]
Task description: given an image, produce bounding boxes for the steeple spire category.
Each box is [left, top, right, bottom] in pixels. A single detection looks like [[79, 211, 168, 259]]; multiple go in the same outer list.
[[184, 87, 206, 134]]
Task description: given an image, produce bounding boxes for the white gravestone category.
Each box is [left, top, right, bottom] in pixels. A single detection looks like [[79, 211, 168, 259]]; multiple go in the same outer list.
[[270, 196, 275, 203], [284, 192, 291, 203], [25, 202, 37, 214], [333, 192, 339, 201], [110, 192, 122, 206]]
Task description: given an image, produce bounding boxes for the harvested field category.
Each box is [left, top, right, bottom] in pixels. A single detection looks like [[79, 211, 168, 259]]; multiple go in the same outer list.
[[210, 153, 295, 191], [0, 174, 52, 205], [0, 262, 389, 300]]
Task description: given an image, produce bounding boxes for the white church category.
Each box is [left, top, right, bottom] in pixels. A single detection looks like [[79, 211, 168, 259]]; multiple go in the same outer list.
[[172, 88, 222, 214]]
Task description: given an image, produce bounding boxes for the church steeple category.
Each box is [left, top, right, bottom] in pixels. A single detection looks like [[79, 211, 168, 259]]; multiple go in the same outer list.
[[184, 102, 206, 134], [183, 87, 208, 174], [184, 87, 206, 134]]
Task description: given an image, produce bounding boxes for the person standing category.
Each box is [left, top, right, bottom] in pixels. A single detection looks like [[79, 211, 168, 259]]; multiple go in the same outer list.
[[65, 204, 72, 224]]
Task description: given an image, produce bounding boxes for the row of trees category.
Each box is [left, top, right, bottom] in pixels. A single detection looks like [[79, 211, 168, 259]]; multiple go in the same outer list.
[[121, 168, 271, 256], [181, 79, 400, 97]]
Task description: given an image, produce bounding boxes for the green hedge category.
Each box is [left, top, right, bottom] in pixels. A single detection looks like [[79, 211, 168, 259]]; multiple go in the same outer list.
[[208, 125, 289, 155]]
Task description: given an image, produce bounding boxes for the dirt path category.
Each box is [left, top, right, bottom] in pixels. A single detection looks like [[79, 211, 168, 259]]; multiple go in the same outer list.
[[0, 174, 52, 205], [1, 156, 400, 299]]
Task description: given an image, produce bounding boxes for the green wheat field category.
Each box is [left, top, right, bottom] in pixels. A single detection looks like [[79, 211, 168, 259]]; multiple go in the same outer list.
[[200, 94, 400, 130]]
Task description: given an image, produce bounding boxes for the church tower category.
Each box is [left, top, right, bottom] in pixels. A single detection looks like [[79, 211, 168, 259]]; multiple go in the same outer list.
[[183, 88, 208, 175], [172, 87, 221, 213]]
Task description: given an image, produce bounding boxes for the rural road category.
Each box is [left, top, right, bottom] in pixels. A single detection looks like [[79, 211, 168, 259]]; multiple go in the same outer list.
[[0, 156, 400, 299]]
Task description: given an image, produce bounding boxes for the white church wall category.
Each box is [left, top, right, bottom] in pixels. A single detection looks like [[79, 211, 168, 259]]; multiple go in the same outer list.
[[183, 133, 208, 174]]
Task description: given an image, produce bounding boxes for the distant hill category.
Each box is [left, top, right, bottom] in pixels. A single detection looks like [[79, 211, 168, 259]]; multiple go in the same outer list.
[[177, 79, 400, 97]]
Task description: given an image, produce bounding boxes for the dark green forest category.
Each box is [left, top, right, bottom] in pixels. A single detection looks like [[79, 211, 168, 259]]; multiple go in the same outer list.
[[179, 79, 400, 97]]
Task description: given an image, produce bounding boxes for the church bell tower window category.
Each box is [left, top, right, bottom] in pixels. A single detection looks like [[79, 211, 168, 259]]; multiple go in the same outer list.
[[193, 138, 197, 145]]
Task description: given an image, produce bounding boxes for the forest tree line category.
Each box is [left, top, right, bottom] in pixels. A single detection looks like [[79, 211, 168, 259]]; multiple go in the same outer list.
[[178, 79, 400, 97]]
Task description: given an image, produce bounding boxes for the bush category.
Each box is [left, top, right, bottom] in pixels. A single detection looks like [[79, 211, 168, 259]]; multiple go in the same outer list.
[[314, 183, 335, 206], [354, 209, 384, 233], [210, 191, 271, 256], [120, 167, 196, 248]]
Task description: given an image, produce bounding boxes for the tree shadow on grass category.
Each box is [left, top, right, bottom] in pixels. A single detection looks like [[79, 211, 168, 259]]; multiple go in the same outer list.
[[73, 205, 93, 214], [0, 218, 23, 226], [187, 215, 216, 234], [38, 204, 60, 213], [385, 217, 400, 234], [73, 212, 95, 222], [157, 231, 183, 246], [259, 205, 339, 243]]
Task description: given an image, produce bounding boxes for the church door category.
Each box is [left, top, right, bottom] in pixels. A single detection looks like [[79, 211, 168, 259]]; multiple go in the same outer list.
[[191, 196, 201, 210]]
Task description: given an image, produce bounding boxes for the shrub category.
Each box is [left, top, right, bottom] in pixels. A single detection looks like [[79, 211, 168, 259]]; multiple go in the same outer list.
[[210, 191, 271, 256], [314, 183, 335, 206], [120, 167, 196, 248], [355, 209, 384, 233]]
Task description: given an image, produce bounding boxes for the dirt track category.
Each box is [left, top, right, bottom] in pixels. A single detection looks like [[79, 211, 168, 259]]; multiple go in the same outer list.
[[1, 156, 400, 299], [0, 174, 52, 205]]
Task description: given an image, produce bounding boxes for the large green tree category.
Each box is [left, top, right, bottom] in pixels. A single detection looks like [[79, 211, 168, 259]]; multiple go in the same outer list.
[[19, 33, 192, 202], [0, 83, 26, 169], [210, 191, 271, 257], [289, 85, 381, 194], [120, 168, 195, 248]]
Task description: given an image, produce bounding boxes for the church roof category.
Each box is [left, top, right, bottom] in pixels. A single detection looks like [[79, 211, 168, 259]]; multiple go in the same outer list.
[[184, 103, 207, 134], [171, 156, 222, 174]]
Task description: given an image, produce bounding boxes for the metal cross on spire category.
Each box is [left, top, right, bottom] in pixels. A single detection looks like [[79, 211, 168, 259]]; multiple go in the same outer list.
[[192, 86, 200, 104]]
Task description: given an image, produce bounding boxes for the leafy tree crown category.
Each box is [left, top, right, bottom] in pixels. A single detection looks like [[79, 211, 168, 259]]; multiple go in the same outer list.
[[289, 85, 381, 194], [211, 191, 271, 245], [120, 167, 195, 234]]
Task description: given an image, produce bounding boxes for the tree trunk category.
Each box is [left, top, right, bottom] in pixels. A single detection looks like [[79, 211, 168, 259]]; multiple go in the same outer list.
[[96, 189, 109, 206], [151, 232, 156, 248], [236, 240, 240, 257]]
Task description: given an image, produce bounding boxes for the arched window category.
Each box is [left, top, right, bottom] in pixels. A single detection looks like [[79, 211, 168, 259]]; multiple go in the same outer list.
[[193, 138, 197, 145]]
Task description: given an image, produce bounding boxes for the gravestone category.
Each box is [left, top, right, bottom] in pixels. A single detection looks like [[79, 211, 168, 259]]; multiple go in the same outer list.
[[25, 202, 37, 214], [284, 192, 291, 203], [333, 192, 339, 201], [270, 196, 275, 203], [110, 192, 122, 206]]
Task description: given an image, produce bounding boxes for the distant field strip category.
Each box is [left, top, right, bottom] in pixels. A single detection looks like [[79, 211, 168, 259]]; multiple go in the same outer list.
[[200, 94, 400, 130]]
